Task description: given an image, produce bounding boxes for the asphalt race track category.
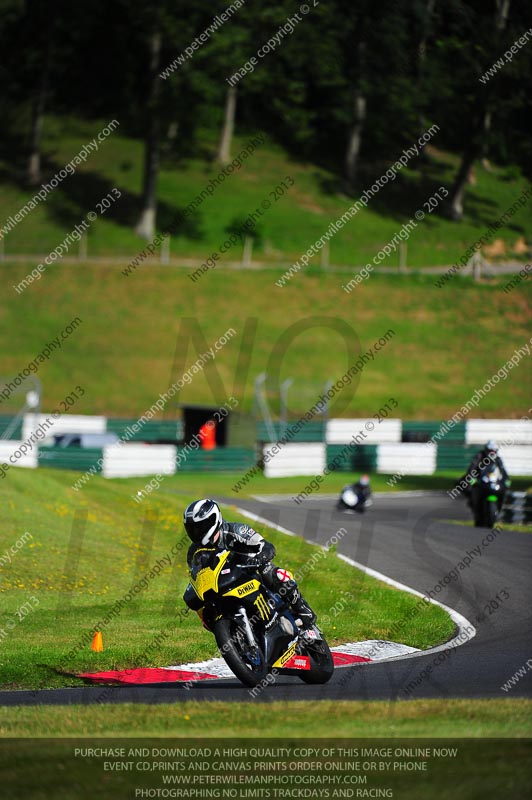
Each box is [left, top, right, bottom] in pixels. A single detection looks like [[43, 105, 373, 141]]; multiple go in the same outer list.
[[2, 492, 531, 707]]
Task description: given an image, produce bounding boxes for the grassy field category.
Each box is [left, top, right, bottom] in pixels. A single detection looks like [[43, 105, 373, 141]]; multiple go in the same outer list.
[[1, 699, 530, 738], [1, 706, 530, 799], [1, 267, 531, 418], [142, 469, 531, 498], [1, 117, 531, 269], [0, 467, 454, 691], [1, 466, 530, 744]]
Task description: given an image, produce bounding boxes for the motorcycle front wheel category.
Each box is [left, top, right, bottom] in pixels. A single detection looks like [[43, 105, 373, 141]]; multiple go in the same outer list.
[[298, 635, 334, 684], [213, 618, 268, 688], [485, 500, 497, 528]]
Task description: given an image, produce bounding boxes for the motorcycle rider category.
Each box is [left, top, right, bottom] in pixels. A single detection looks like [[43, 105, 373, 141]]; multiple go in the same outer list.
[[337, 474, 372, 513], [464, 440, 510, 510], [182, 498, 316, 630]]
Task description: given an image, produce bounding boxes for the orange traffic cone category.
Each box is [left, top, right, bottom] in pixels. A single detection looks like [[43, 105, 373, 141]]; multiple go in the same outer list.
[[91, 631, 103, 652]]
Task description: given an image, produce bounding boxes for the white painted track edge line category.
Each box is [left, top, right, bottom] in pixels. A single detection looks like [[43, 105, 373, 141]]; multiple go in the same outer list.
[[234, 505, 477, 665], [336, 554, 476, 662]]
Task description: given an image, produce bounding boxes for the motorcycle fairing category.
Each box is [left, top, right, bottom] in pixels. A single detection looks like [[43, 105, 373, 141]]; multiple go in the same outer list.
[[190, 549, 231, 601]]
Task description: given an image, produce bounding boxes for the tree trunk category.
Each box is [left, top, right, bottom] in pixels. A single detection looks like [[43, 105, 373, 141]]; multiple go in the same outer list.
[[217, 86, 237, 164], [27, 36, 51, 186], [495, 0, 511, 31], [448, 118, 485, 221], [136, 31, 162, 240], [343, 41, 366, 191], [447, 0, 511, 221], [416, 0, 436, 136]]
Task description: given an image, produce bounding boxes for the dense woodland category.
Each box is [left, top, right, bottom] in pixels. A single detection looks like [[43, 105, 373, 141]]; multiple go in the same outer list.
[[1, 0, 531, 237]]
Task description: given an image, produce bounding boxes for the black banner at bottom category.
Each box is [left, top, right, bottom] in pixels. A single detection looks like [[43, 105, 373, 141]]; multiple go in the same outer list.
[[0, 738, 530, 800]]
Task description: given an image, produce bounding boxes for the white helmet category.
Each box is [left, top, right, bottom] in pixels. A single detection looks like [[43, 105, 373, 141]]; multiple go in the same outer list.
[[183, 499, 222, 545], [486, 440, 499, 456]]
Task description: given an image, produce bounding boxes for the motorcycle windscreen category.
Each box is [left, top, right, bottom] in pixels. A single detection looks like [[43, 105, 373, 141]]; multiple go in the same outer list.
[[190, 549, 230, 598], [341, 487, 358, 507]]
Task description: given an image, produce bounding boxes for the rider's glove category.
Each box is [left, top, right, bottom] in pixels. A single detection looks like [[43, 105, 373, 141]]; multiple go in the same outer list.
[[253, 541, 275, 566], [243, 544, 275, 569]]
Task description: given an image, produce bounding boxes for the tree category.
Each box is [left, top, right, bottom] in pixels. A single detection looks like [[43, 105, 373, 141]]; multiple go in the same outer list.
[[135, 30, 162, 239], [447, 0, 512, 221], [217, 85, 237, 164], [343, 39, 367, 190]]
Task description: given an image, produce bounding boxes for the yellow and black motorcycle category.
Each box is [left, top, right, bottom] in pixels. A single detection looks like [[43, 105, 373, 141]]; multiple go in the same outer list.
[[187, 546, 334, 688]]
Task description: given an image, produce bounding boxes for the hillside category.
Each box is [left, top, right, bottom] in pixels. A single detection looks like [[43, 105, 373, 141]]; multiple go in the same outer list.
[[0, 119, 531, 269], [0, 266, 530, 418]]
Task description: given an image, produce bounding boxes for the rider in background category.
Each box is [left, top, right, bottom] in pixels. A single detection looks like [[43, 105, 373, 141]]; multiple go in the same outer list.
[[464, 440, 510, 510], [337, 474, 372, 513], [353, 474, 372, 505], [182, 498, 316, 630]]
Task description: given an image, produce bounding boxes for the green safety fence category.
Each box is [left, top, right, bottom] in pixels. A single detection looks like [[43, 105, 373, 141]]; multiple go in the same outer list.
[[37, 446, 104, 472], [326, 444, 378, 472], [436, 444, 480, 472], [106, 418, 183, 442], [402, 420, 466, 444], [256, 421, 325, 442], [176, 447, 256, 472], [0, 415, 23, 440]]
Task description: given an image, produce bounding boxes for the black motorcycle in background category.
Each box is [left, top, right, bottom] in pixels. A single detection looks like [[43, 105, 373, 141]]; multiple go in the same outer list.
[[470, 462, 506, 528], [337, 476, 372, 514]]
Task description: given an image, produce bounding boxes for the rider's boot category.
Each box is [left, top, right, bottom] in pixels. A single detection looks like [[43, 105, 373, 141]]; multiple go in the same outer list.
[[289, 587, 317, 629]]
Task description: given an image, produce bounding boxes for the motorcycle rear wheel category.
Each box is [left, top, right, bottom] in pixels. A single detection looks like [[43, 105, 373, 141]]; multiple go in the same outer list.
[[214, 618, 268, 688]]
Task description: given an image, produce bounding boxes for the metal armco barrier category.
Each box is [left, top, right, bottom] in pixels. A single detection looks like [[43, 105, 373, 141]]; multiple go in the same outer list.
[[502, 491, 532, 524]]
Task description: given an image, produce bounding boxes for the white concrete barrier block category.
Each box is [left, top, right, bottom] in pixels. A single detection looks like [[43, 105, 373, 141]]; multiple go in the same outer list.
[[103, 444, 177, 478], [263, 442, 326, 478], [466, 419, 532, 446], [377, 443, 437, 475], [0, 441, 38, 470], [22, 413, 107, 442], [327, 419, 402, 444], [499, 445, 532, 476]]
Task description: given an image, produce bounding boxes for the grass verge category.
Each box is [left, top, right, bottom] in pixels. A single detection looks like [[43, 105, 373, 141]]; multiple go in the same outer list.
[[0, 467, 454, 691], [1, 699, 530, 738], [1, 267, 531, 418]]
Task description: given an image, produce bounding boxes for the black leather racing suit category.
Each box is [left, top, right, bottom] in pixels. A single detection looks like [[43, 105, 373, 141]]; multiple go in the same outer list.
[[183, 521, 315, 627], [464, 450, 510, 509]]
